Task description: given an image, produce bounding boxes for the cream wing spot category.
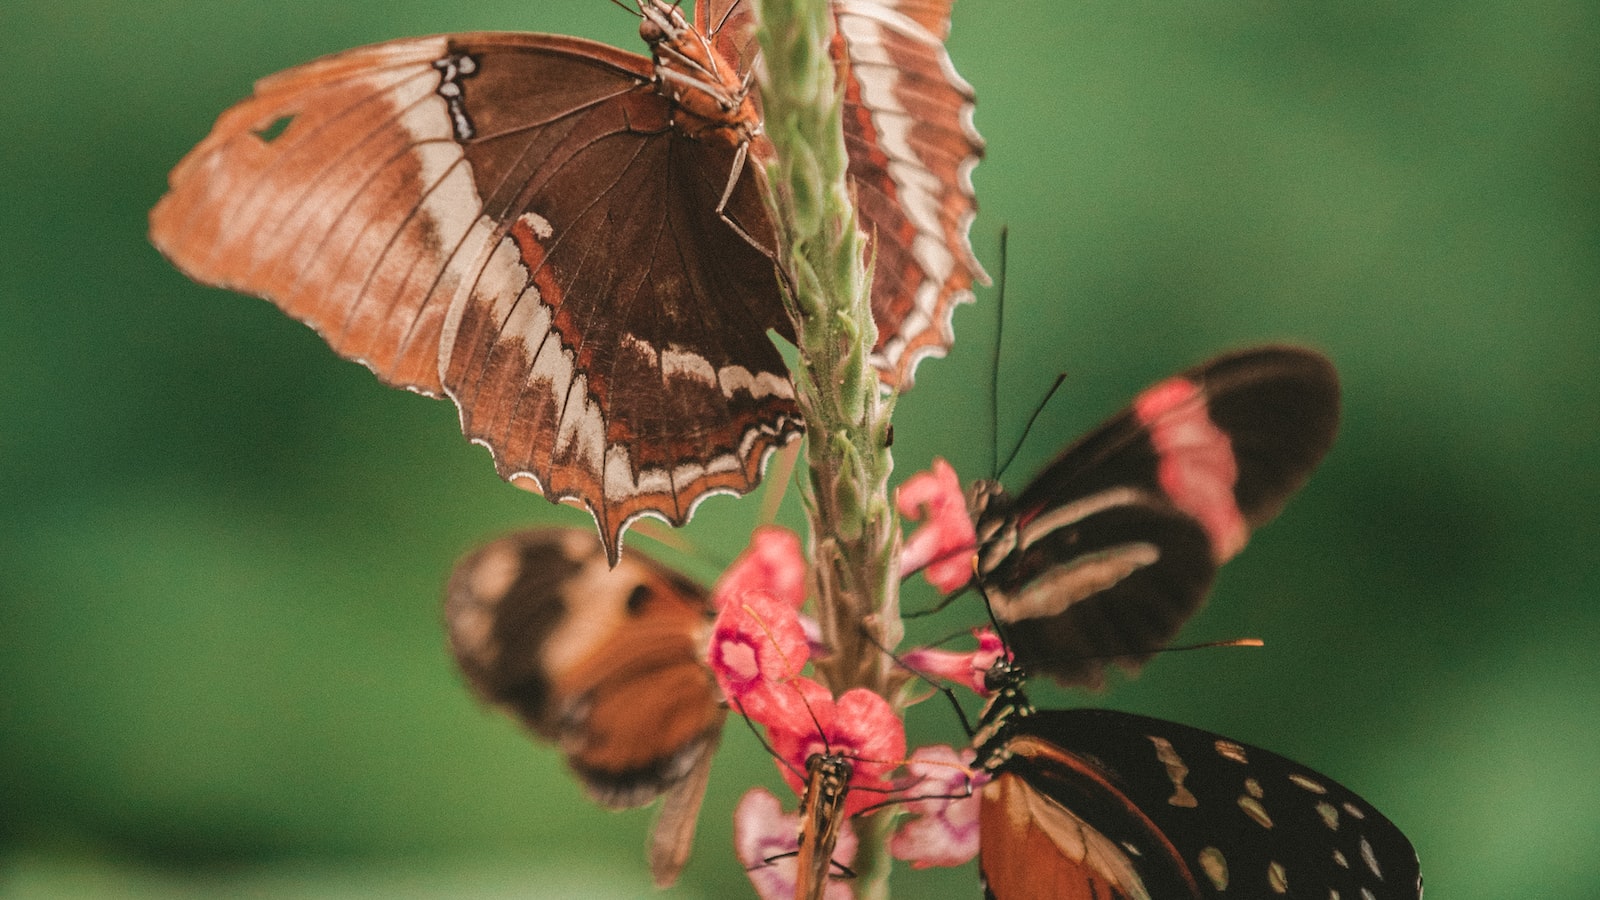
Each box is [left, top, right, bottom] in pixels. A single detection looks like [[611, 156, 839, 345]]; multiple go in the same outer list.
[[1290, 773, 1329, 794], [1237, 794, 1273, 829], [518, 210, 553, 239], [997, 542, 1162, 620], [1198, 846, 1229, 890], [1147, 736, 1198, 808], [1215, 740, 1249, 764], [1316, 800, 1340, 830], [1360, 836, 1382, 879], [1268, 861, 1288, 894], [717, 365, 794, 401], [555, 374, 606, 474], [1018, 486, 1155, 551], [661, 347, 718, 387]]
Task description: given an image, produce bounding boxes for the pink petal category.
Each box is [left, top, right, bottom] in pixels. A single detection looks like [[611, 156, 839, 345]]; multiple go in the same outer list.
[[713, 525, 808, 611], [901, 628, 1008, 696], [831, 688, 908, 780], [735, 787, 857, 900], [897, 459, 977, 593], [889, 745, 987, 869], [798, 612, 830, 660], [709, 590, 811, 725], [767, 682, 908, 818], [758, 677, 836, 761], [766, 677, 843, 793]]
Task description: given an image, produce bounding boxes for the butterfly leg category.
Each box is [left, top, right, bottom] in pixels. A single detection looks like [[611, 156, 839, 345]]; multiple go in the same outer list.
[[715, 141, 767, 251]]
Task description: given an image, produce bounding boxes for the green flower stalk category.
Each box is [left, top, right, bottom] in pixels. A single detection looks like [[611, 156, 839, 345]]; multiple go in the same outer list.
[[753, 0, 903, 894], [752, 0, 902, 696]]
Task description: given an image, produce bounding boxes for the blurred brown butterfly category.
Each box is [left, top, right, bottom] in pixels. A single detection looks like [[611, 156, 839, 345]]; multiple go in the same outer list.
[[150, 1, 982, 562], [444, 526, 724, 887]]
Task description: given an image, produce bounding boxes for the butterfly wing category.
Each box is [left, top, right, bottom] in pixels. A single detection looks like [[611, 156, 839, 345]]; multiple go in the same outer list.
[[443, 526, 726, 884], [980, 709, 1421, 899], [833, 0, 987, 386], [151, 33, 801, 562], [697, 0, 762, 72], [978, 346, 1340, 685], [699, 0, 987, 387]]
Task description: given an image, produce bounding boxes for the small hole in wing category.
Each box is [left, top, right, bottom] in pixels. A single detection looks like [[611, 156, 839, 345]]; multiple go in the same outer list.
[[253, 115, 295, 143]]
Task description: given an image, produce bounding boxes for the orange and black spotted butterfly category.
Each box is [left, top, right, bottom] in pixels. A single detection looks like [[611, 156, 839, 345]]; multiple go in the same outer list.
[[150, 0, 982, 562], [444, 526, 724, 886], [967, 660, 1422, 899]]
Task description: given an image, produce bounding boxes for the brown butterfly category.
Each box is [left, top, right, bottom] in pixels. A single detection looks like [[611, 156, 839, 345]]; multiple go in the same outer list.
[[150, 1, 982, 562], [444, 526, 725, 886]]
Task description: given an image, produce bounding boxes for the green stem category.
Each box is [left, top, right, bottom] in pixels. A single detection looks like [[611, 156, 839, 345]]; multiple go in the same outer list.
[[752, 0, 902, 897]]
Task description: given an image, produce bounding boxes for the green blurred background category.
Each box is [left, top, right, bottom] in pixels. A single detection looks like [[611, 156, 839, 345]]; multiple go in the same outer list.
[[3, 1, 1597, 897]]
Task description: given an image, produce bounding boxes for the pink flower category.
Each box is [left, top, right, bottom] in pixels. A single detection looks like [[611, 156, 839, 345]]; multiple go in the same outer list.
[[901, 628, 1008, 696], [712, 525, 808, 611], [889, 745, 987, 869], [735, 787, 858, 900], [709, 589, 811, 725], [897, 458, 977, 593], [765, 678, 907, 818]]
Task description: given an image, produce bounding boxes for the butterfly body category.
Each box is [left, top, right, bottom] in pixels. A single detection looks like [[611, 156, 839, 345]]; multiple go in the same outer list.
[[639, 1, 759, 146], [795, 751, 855, 900]]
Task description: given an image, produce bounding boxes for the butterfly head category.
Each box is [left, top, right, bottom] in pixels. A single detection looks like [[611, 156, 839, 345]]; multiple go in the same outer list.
[[636, 0, 691, 45], [966, 653, 1034, 756], [639, 0, 759, 146]]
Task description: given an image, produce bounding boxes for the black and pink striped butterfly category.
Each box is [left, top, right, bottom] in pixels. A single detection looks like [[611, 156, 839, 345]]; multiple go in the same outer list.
[[964, 345, 1342, 686]]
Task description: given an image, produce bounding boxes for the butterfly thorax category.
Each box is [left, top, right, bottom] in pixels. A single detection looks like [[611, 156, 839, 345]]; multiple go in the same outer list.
[[973, 659, 1035, 769], [966, 479, 1020, 581], [639, 1, 759, 147], [795, 752, 853, 900]]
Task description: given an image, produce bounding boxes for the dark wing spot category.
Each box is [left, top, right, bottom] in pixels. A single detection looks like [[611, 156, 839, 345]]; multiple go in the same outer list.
[[627, 584, 654, 614]]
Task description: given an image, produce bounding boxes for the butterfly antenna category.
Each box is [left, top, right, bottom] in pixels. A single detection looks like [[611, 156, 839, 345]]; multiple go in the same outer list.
[[733, 700, 807, 782], [899, 583, 971, 619], [756, 440, 802, 525], [754, 852, 858, 881], [988, 227, 1008, 479], [1010, 637, 1265, 673], [626, 518, 740, 579], [984, 229, 1069, 481], [996, 372, 1067, 481], [630, 518, 700, 557], [712, 0, 745, 34], [970, 577, 1012, 650], [608, 0, 642, 17], [855, 623, 977, 738]]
